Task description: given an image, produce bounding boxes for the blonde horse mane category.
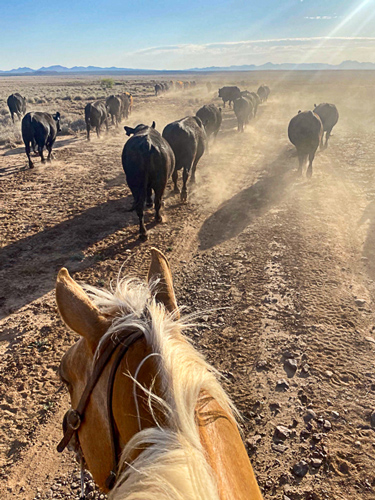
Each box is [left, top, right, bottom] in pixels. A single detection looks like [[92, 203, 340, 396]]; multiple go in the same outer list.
[[83, 276, 236, 500]]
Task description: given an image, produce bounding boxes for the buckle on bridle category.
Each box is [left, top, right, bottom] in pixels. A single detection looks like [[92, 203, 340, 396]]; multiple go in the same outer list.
[[66, 409, 82, 430], [105, 471, 117, 490]]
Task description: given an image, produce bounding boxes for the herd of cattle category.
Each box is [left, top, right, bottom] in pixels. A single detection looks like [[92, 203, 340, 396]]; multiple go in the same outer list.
[[154, 80, 198, 95], [6, 82, 338, 238]]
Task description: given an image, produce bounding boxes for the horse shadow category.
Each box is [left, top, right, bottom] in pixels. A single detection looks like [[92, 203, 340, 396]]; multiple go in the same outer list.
[[0, 196, 135, 320], [198, 149, 296, 250]]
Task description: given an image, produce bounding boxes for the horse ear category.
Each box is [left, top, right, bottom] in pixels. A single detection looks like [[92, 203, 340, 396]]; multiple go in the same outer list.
[[148, 248, 179, 318], [56, 268, 110, 352], [151, 121, 156, 129]]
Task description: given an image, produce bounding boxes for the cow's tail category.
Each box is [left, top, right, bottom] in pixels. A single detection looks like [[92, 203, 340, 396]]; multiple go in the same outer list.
[[85, 104, 92, 126], [126, 140, 153, 211]]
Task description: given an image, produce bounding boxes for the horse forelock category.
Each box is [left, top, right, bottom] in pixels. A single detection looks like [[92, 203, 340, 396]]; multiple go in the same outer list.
[[81, 276, 236, 499]]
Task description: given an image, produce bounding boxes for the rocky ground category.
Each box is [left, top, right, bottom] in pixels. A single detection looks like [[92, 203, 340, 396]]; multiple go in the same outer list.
[[1, 71, 375, 500]]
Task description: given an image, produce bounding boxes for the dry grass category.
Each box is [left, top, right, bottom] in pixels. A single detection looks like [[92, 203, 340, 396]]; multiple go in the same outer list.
[[0, 75, 154, 145]]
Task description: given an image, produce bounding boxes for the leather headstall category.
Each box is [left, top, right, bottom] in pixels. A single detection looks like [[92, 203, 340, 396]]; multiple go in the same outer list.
[[57, 330, 144, 490]]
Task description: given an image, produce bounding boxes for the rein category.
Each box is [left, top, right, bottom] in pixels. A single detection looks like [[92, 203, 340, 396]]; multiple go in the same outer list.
[[57, 330, 144, 491]]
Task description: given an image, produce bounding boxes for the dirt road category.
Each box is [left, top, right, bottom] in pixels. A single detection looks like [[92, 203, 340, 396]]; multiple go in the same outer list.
[[1, 72, 375, 500]]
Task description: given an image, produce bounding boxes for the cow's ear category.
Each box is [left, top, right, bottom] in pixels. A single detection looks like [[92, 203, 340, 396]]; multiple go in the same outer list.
[[124, 126, 134, 136], [151, 121, 156, 129]]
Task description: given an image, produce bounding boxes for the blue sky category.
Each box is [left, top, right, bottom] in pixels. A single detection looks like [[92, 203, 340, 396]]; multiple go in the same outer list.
[[0, 0, 374, 70]]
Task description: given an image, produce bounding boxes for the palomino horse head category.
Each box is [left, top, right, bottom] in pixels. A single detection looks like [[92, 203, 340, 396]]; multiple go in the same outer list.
[[56, 248, 263, 499]]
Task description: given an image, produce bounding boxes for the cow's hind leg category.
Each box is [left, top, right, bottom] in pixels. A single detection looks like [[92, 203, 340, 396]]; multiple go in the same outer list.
[[190, 155, 200, 184], [46, 140, 55, 162], [324, 129, 332, 149], [25, 141, 34, 168], [154, 187, 165, 223], [39, 144, 46, 163], [172, 167, 179, 194], [136, 204, 147, 241], [297, 152, 305, 176], [181, 167, 189, 202], [320, 132, 325, 150], [307, 151, 315, 178], [146, 186, 153, 207]]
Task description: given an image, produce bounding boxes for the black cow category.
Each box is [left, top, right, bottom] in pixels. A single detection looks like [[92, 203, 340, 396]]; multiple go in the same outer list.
[[84, 101, 109, 140], [241, 91, 261, 116], [288, 110, 323, 177], [313, 103, 339, 149], [218, 86, 241, 108], [233, 96, 254, 132], [122, 122, 175, 240], [21, 111, 61, 169], [196, 104, 222, 141], [257, 85, 270, 103], [7, 93, 26, 123], [106, 95, 122, 127], [162, 116, 207, 202]]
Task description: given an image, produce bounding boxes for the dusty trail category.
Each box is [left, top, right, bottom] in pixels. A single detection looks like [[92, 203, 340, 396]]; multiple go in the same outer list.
[[1, 72, 375, 500]]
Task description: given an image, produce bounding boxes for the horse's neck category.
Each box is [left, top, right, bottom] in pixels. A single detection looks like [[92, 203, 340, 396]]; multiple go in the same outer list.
[[196, 391, 264, 500], [112, 342, 263, 500]]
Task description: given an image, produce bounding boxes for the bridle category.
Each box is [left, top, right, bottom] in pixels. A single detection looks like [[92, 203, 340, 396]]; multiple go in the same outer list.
[[57, 330, 144, 491]]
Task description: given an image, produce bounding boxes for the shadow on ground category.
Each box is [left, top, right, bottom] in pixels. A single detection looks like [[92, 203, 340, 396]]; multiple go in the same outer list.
[[0, 137, 82, 178], [198, 148, 296, 250], [0, 196, 135, 320], [2, 137, 80, 157]]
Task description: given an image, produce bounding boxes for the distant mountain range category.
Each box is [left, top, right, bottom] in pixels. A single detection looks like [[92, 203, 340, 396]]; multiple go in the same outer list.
[[1, 60, 375, 75]]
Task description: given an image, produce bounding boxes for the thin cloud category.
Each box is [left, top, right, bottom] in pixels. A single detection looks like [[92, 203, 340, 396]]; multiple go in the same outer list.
[[122, 37, 375, 69], [304, 16, 339, 20], [134, 37, 375, 54]]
